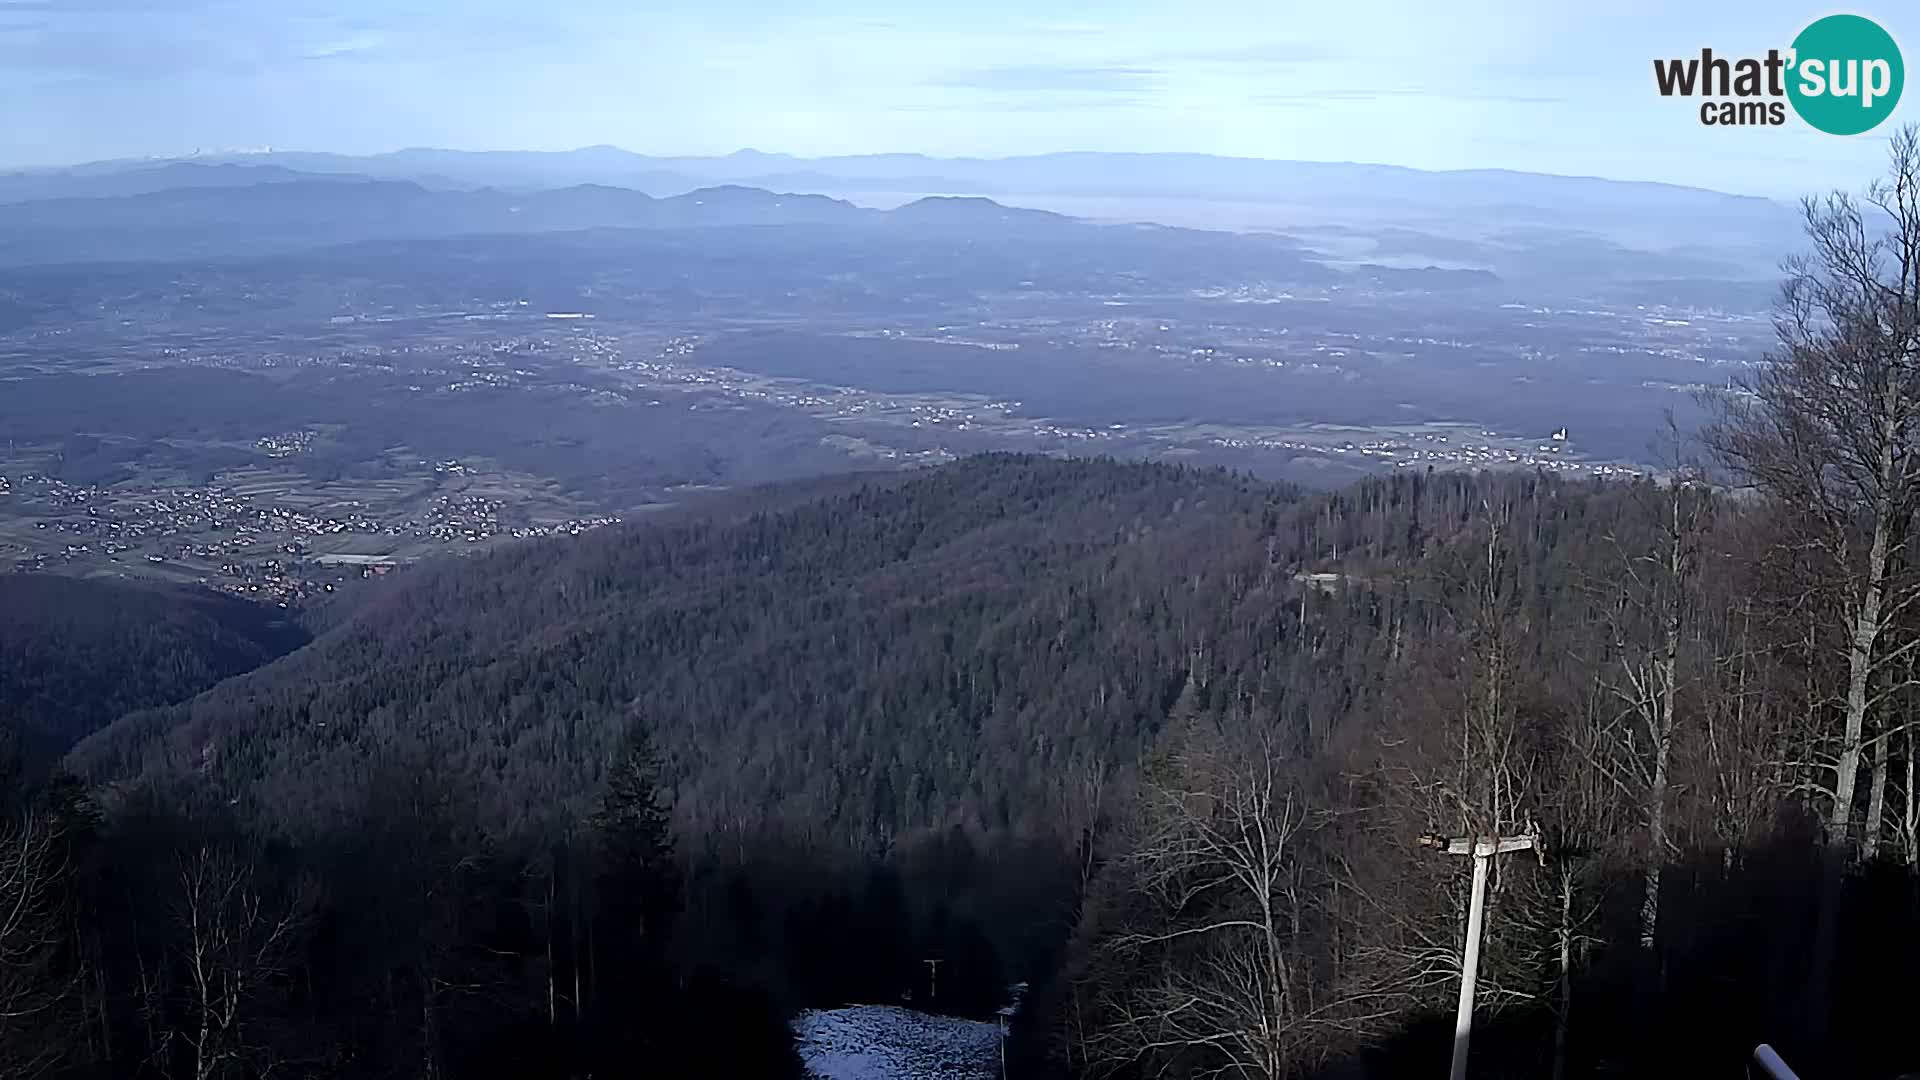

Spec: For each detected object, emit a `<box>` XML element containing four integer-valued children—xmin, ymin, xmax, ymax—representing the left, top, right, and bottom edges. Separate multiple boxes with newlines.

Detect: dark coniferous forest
<box><xmin>0</xmin><ymin>575</ymin><xmax>308</xmax><ymax>761</ymax></box>
<box><xmin>8</xmin><ymin>143</ymin><xmax>1920</xmax><ymax>1080</ymax></box>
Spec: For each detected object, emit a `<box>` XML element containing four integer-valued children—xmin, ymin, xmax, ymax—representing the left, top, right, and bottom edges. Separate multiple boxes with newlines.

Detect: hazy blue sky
<box><xmin>3</xmin><ymin>0</ymin><xmax>1915</xmax><ymax>196</ymax></box>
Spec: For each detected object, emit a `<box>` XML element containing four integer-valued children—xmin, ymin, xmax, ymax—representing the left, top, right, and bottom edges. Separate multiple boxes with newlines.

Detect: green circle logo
<box><xmin>1787</xmin><ymin>14</ymin><xmax>1903</xmax><ymax>135</ymax></box>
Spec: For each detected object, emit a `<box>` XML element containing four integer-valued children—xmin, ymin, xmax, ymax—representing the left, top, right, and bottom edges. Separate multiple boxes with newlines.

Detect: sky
<box><xmin>3</xmin><ymin>0</ymin><xmax>1916</xmax><ymax>197</ymax></box>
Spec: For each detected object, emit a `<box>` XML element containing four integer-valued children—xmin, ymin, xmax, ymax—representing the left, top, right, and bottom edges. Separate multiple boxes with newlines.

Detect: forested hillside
<box><xmin>69</xmin><ymin>454</ymin><xmax>1666</xmax><ymax>848</ymax></box>
<box><xmin>74</xmin><ymin>456</ymin><xmax>1306</xmax><ymax>837</ymax></box>
<box><xmin>0</xmin><ymin>574</ymin><xmax>307</xmax><ymax>763</ymax></box>
<box><xmin>3</xmin><ymin>446</ymin><xmax>1918</xmax><ymax>1079</ymax></box>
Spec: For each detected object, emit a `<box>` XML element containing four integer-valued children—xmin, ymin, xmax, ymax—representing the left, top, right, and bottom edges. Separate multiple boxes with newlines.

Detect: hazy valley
<box><xmin>0</xmin><ymin>151</ymin><xmax>1777</xmax><ymax>600</ymax></box>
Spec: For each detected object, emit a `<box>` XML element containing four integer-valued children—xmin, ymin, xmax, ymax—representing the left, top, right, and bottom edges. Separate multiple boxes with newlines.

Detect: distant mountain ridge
<box><xmin>0</xmin><ymin>179</ymin><xmax>1077</xmax><ymax>263</ymax></box>
<box><xmin>0</xmin><ymin>147</ymin><xmax>1801</xmax><ymax>272</ymax></box>
<box><xmin>12</xmin><ymin>146</ymin><xmax>1779</xmax><ymax>210</ymax></box>
<box><xmin>0</xmin><ymin>149</ymin><xmax>1803</xmax><ymax>297</ymax></box>
<box><xmin>0</xmin><ymin>161</ymin><xmax>371</xmax><ymax>204</ymax></box>
<box><xmin>0</xmin><ymin>178</ymin><xmax>1066</xmax><ymax>228</ymax></box>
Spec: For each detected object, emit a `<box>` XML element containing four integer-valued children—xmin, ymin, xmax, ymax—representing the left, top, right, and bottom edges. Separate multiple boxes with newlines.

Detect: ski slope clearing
<box><xmin>793</xmin><ymin>1005</ymin><xmax>1001</xmax><ymax>1079</ymax></box>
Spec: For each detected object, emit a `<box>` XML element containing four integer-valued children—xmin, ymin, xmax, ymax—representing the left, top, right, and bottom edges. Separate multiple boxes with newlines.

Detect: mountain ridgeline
<box><xmin>1</xmin><ymin>149</ymin><xmax>1792</xmax><ymax>225</ymax></box>
<box><xmin>0</xmin><ymin>180</ymin><xmax>1072</xmax><ymax>264</ymax></box>
<box><xmin>0</xmin><ymin>148</ymin><xmax>1796</xmax><ymax>303</ymax></box>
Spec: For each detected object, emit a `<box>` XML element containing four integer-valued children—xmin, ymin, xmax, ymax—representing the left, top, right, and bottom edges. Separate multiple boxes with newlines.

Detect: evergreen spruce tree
<box><xmin>590</xmin><ymin>720</ymin><xmax>677</xmax><ymax>932</ymax></box>
<box><xmin>585</xmin><ymin>716</ymin><xmax>682</xmax><ymax>1071</ymax></box>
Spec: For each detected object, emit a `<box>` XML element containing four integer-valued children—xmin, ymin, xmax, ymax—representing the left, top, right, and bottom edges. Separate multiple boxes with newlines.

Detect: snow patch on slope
<box><xmin>793</xmin><ymin>1005</ymin><xmax>1001</xmax><ymax>1080</ymax></box>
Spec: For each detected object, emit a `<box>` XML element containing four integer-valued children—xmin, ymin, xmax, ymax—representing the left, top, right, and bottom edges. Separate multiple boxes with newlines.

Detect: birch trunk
<box><xmin>1835</xmin><ymin>487</ymin><xmax>1894</xmax><ymax>849</ymax></box>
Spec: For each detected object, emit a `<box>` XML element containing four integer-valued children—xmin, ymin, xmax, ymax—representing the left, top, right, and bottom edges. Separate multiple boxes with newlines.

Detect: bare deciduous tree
<box><xmin>1452</xmin><ymin>509</ymin><xmax>1532</xmax><ymax>841</ymax></box>
<box><xmin>1712</xmin><ymin>125</ymin><xmax>1920</xmax><ymax>858</ymax></box>
<box><xmin>1590</xmin><ymin>470</ymin><xmax>1710</xmax><ymax>952</ymax></box>
<box><xmin>1078</xmin><ymin>720</ymin><xmax>1395</xmax><ymax>1079</ymax></box>
<box><xmin>163</xmin><ymin>846</ymin><xmax>312</xmax><ymax>1080</ymax></box>
<box><xmin>0</xmin><ymin>811</ymin><xmax>68</xmax><ymax>1080</ymax></box>
<box><xmin>1684</xmin><ymin>591</ymin><xmax>1792</xmax><ymax>863</ymax></box>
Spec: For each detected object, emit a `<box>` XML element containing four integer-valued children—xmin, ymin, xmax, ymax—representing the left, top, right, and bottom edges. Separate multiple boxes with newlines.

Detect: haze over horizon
<box><xmin>5</xmin><ymin>0</ymin><xmax>1916</xmax><ymax>199</ymax></box>
<box><xmin>35</xmin><ymin>143</ymin><xmax>1810</xmax><ymax>203</ymax></box>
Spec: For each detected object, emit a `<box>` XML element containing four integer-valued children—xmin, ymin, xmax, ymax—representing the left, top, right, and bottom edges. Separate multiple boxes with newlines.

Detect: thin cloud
<box><xmin>1252</xmin><ymin>86</ymin><xmax>1568</xmax><ymax>106</ymax></box>
<box><xmin>896</xmin><ymin>95</ymin><xmax>1153</xmax><ymax>114</ymax></box>
<box><xmin>1442</xmin><ymin>90</ymin><xmax>1569</xmax><ymax>105</ymax></box>
<box><xmin>0</xmin><ymin>0</ymin><xmax>261</xmax><ymax>11</ymax></box>
<box><xmin>1027</xmin><ymin>21</ymin><xmax>1107</xmax><ymax>35</ymax></box>
<box><xmin>303</xmin><ymin>29</ymin><xmax>385</xmax><ymax>60</ymax></box>
<box><xmin>1161</xmin><ymin>41</ymin><xmax>1337</xmax><ymax>65</ymax></box>
<box><xmin>929</xmin><ymin>65</ymin><xmax>1162</xmax><ymax>94</ymax></box>
<box><xmin>4</xmin><ymin>7</ymin><xmax>451</xmax><ymax>81</ymax></box>
<box><xmin>5</xmin><ymin>26</ymin><xmax>241</xmax><ymax>79</ymax></box>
